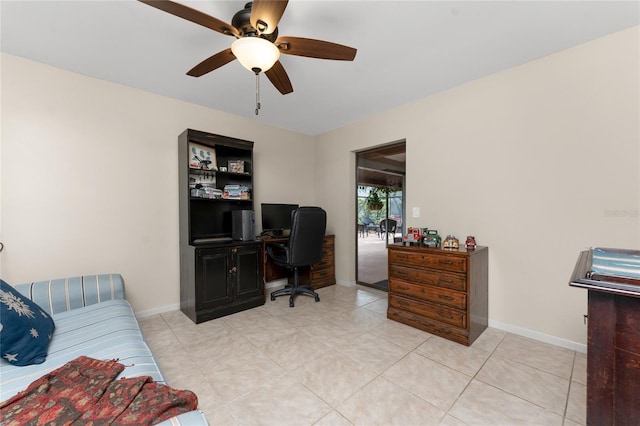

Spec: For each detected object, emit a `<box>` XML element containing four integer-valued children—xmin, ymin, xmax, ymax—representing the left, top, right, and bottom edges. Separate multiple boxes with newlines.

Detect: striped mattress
<box><xmin>0</xmin><ymin>274</ymin><xmax>208</xmax><ymax>426</ymax></box>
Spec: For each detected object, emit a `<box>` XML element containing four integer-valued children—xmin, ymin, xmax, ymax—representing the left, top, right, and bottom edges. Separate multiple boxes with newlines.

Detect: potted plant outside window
<box><xmin>366</xmin><ymin>190</ymin><xmax>384</xmax><ymax>211</ymax></box>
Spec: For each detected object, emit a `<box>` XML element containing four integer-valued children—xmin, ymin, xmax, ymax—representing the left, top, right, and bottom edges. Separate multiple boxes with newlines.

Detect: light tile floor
<box><xmin>357</xmin><ymin>233</ymin><xmax>393</xmax><ymax>285</ymax></box>
<box><xmin>138</xmin><ymin>285</ymin><xmax>587</xmax><ymax>426</ymax></box>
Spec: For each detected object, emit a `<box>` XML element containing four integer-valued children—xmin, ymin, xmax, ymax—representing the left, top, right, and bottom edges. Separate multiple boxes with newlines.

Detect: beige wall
<box><xmin>316</xmin><ymin>26</ymin><xmax>640</xmax><ymax>347</ymax></box>
<box><xmin>0</xmin><ymin>54</ymin><xmax>315</xmax><ymax>314</ymax></box>
<box><xmin>1</xmin><ymin>26</ymin><xmax>638</xmax><ymax>348</ymax></box>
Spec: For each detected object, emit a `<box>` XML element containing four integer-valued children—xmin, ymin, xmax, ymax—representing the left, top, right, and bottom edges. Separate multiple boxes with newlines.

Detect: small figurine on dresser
<box><xmin>423</xmin><ymin>230</ymin><xmax>441</xmax><ymax>248</ymax></box>
<box><xmin>443</xmin><ymin>235</ymin><xmax>460</xmax><ymax>249</ymax></box>
<box><xmin>402</xmin><ymin>227</ymin><xmax>424</xmax><ymax>245</ymax></box>
<box><xmin>465</xmin><ymin>236</ymin><xmax>477</xmax><ymax>250</ymax></box>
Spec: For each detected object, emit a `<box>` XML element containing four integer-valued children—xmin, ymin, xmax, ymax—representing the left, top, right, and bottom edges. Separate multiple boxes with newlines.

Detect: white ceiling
<box><xmin>2</xmin><ymin>1</ymin><xmax>638</xmax><ymax>135</ymax></box>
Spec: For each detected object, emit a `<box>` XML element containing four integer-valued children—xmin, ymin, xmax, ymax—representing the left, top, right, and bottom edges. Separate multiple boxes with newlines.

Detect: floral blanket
<box><xmin>0</xmin><ymin>356</ymin><xmax>198</xmax><ymax>425</ymax></box>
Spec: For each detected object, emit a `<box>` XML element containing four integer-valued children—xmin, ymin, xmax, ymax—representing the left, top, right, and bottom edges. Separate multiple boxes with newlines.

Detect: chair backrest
<box><xmin>287</xmin><ymin>207</ymin><xmax>327</xmax><ymax>267</ymax></box>
<box><xmin>362</xmin><ymin>217</ymin><xmax>374</xmax><ymax>225</ymax></box>
<box><xmin>380</xmin><ymin>219</ymin><xmax>397</xmax><ymax>232</ymax></box>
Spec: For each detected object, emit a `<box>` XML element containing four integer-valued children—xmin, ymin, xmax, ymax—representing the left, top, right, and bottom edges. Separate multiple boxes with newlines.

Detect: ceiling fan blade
<box><xmin>265</xmin><ymin>61</ymin><xmax>293</xmax><ymax>95</ymax></box>
<box><xmin>187</xmin><ymin>49</ymin><xmax>236</xmax><ymax>77</ymax></box>
<box><xmin>138</xmin><ymin>0</ymin><xmax>238</xmax><ymax>37</ymax></box>
<box><xmin>275</xmin><ymin>37</ymin><xmax>357</xmax><ymax>61</ymax></box>
<box><xmin>250</xmin><ymin>0</ymin><xmax>289</xmax><ymax>35</ymax></box>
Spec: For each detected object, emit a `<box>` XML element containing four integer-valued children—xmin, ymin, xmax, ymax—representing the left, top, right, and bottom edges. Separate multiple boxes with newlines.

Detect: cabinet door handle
<box><xmin>229</xmin><ymin>266</ymin><xmax>237</xmax><ymax>274</ymax></box>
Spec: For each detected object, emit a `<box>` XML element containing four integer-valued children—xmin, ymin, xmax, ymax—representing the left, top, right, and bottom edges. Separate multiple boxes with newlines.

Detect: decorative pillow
<box><xmin>0</xmin><ymin>279</ymin><xmax>55</xmax><ymax>366</ymax></box>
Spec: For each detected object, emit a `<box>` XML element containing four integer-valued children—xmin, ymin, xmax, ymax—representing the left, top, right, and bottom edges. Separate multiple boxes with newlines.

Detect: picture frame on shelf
<box><xmin>228</xmin><ymin>160</ymin><xmax>245</xmax><ymax>173</ymax></box>
<box><xmin>189</xmin><ymin>143</ymin><xmax>217</xmax><ymax>170</ymax></box>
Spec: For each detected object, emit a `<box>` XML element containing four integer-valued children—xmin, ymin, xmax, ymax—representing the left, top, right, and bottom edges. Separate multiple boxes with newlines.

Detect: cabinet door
<box><xmin>233</xmin><ymin>244</ymin><xmax>263</xmax><ymax>299</ymax></box>
<box><xmin>196</xmin><ymin>248</ymin><xmax>233</xmax><ymax>310</ymax></box>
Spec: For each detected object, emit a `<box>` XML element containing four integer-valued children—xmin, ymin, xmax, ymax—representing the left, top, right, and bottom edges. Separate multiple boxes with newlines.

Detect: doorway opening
<box><xmin>356</xmin><ymin>141</ymin><xmax>406</xmax><ymax>291</ymax></box>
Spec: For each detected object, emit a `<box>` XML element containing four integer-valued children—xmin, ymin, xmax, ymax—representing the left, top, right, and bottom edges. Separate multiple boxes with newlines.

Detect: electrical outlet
<box><xmin>413</xmin><ymin>207</ymin><xmax>420</xmax><ymax>218</ymax></box>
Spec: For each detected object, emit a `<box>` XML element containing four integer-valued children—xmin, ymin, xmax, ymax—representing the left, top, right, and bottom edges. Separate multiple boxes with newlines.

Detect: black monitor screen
<box><xmin>261</xmin><ymin>203</ymin><xmax>298</xmax><ymax>234</ymax></box>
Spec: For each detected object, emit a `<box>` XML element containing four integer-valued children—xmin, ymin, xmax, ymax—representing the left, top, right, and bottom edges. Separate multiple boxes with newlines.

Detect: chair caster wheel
<box><xmin>270</xmin><ymin>295</ymin><xmax>275</xmax><ymax>301</ymax></box>
<box><xmin>289</xmin><ymin>300</ymin><xmax>294</xmax><ymax>308</ymax></box>
<box><xmin>314</xmin><ymin>296</ymin><xmax>320</xmax><ymax>302</ymax></box>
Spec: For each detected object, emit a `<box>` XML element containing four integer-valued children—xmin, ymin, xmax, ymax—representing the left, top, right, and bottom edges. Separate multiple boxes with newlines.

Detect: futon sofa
<box><xmin>0</xmin><ymin>274</ymin><xmax>208</xmax><ymax>425</ymax></box>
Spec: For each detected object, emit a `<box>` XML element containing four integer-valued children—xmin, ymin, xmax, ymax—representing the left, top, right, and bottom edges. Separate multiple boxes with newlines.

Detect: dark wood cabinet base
<box><xmin>183</xmin><ymin>294</ymin><xmax>265</xmax><ymax>324</ymax></box>
<box><xmin>180</xmin><ymin>242</ymin><xmax>265</xmax><ymax>324</ymax></box>
<box><xmin>585</xmin><ymin>291</ymin><xmax>640</xmax><ymax>425</ymax></box>
<box><xmin>569</xmin><ymin>250</ymin><xmax>640</xmax><ymax>425</ymax></box>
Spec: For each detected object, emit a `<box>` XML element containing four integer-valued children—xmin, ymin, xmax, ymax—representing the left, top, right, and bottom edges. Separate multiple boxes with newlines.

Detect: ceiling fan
<box><xmin>138</xmin><ymin>0</ymin><xmax>357</xmax><ymax>98</ymax></box>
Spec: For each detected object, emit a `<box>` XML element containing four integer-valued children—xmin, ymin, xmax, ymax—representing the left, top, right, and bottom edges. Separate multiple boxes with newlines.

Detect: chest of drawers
<box><xmin>387</xmin><ymin>244</ymin><xmax>488</xmax><ymax>346</ymax></box>
<box><xmin>295</xmin><ymin>234</ymin><xmax>336</xmax><ymax>289</ymax></box>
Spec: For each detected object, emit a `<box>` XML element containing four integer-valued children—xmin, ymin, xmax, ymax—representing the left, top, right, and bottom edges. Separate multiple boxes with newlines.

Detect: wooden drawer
<box><xmin>389</xmin><ymin>294</ymin><xmax>467</xmax><ymax>328</ymax></box>
<box><xmin>311</xmin><ymin>267</ymin><xmax>334</xmax><ymax>282</ymax></box>
<box><xmin>389</xmin><ymin>250</ymin><xmax>466</xmax><ymax>273</ymax></box>
<box><xmin>288</xmin><ymin>234</ymin><xmax>335</xmax><ymax>289</ymax></box>
<box><xmin>389</xmin><ymin>279</ymin><xmax>466</xmax><ymax>310</ymax></box>
<box><xmin>322</xmin><ymin>238</ymin><xmax>334</xmax><ymax>252</ymax></box>
<box><xmin>323</xmin><ymin>238</ymin><xmax>334</xmax><ymax>249</ymax></box>
<box><xmin>312</xmin><ymin>278</ymin><xmax>335</xmax><ymax>289</ymax></box>
<box><xmin>314</xmin><ymin>255</ymin><xmax>334</xmax><ymax>270</ymax></box>
<box><xmin>389</xmin><ymin>265</ymin><xmax>466</xmax><ymax>292</ymax></box>
<box><xmin>387</xmin><ymin>307</ymin><xmax>469</xmax><ymax>346</ymax></box>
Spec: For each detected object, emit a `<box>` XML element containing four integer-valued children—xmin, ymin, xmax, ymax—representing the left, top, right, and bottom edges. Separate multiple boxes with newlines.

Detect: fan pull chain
<box><xmin>254</xmin><ymin>69</ymin><xmax>261</xmax><ymax>115</ymax></box>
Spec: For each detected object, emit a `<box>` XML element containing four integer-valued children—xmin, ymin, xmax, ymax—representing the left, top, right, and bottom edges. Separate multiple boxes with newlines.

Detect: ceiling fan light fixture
<box><xmin>231</xmin><ymin>36</ymin><xmax>280</xmax><ymax>73</ymax></box>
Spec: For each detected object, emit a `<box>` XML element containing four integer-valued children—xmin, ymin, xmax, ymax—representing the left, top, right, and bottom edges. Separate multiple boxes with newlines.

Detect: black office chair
<box><xmin>379</xmin><ymin>218</ymin><xmax>397</xmax><ymax>239</ymax></box>
<box><xmin>267</xmin><ymin>207</ymin><xmax>327</xmax><ymax>307</ymax></box>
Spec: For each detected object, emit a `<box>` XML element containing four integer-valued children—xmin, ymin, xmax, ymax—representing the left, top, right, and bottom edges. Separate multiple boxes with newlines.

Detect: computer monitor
<box><xmin>261</xmin><ymin>203</ymin><xmax>299</xmax><ymax>236</ymax></box>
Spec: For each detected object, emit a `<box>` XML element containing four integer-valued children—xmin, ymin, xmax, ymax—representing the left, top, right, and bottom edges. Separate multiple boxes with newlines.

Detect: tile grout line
<box><xmin>436</xmin><ymin>330</ymin><xmax>508</xmax><ymax>422</ymax></box>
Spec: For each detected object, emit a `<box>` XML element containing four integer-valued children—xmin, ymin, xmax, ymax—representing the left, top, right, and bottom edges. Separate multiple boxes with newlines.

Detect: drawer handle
<box><xmin>439</xmin><ymin>312</ymin><xmax>454</xmax><ymax>320</ymax></box>
<box><xmin>397</xmin><ymin>254</ymin><xmax>409</xmax><ymax>259</ymax></box>
<box><xmin>396</xmin><ymin>270</ymin><xmax>408</xmax><ymax>276</ymax></box>
<box><xmin>438</xmin><ymin>278</ymin><xmax>454</xmax><ymax>284</ymax></box>
<box><xmin>439</xmin><ymin>260</ymin><xmax>454</xmax><ymax>265</ymax></box>
<box><xmin>438</xmin><ymin>295</ymin><xmax>454</xmax><ymax>301</ymax></box>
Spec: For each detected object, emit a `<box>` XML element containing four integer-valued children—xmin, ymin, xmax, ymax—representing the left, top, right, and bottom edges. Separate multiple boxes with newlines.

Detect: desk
<box><xmin>263</xmin><ymin>234</ymin><xmax>335</xmax><ymax>289</ymax></box>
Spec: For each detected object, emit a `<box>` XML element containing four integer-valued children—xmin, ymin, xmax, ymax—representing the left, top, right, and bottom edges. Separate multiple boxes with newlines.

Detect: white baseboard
<box><xmin>489</xmin><ymin>319</ymin><xmax>587</xmax><ymax>353</ymax></box>
<box><xmin>135</xmin><ymin>303</ymin><xmax>180</xmax><ymax>319</ymax></box>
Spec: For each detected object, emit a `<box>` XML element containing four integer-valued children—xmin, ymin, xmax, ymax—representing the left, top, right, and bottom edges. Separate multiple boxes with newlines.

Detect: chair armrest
<box><xmin>266</xmin><ymin>243</ymin><xmax>288</xmax><ymax>266</ymax></box>
<box><xmin>14</xmin><ymin>274</ymin><xmax>125</xmax><ymax>315</ymax></box>
<box><xmin>266</xmin><ymin>241</ymin><xmax>288</xmax><ymax>249</ymax></box>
